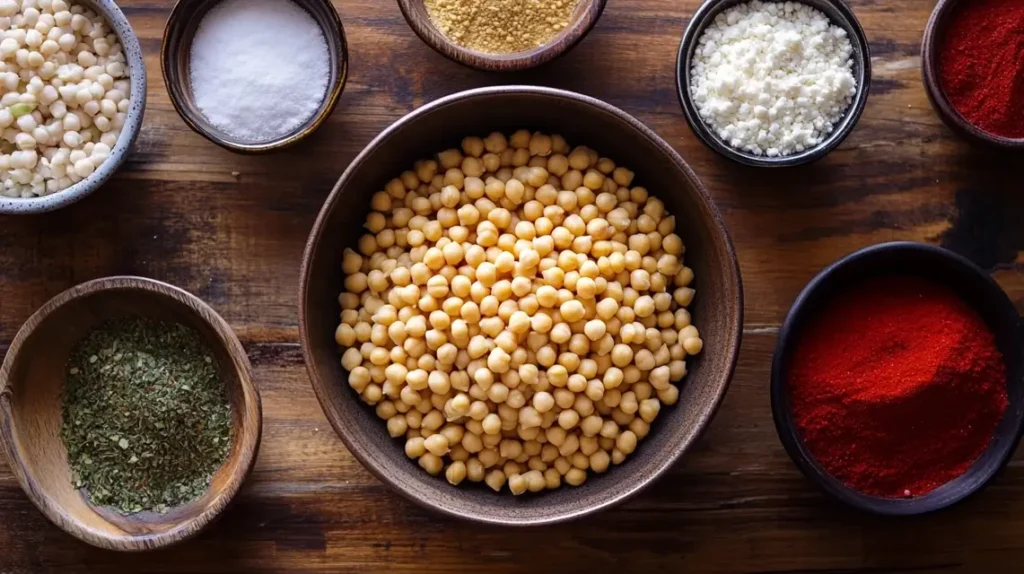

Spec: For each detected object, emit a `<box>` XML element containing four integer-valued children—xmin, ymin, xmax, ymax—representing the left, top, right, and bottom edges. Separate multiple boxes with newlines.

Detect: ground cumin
<box><xmin>424</xmin><ymin>0</ymin><xmax>581</xmax><ymax>54</ymax></box>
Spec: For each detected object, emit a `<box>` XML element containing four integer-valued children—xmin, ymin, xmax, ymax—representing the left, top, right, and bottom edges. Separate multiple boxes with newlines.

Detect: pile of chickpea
<box><xmin>336</xmin><ymin>130</ymin><xmax>704</xmax><ymax>495</ymax></box>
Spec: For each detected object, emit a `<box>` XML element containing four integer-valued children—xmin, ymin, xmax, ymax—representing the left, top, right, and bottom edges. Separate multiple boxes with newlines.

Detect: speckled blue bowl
<box><xmin>0</xmin><ymin>0</ymin><xmax>146</xmax><ymax>215</ymax></box>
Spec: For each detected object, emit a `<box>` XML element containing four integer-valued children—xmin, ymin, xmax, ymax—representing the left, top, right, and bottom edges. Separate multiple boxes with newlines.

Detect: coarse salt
<box><xmin>189</xmin><ymin>0</ymin><xmax>330</xmax><ymax>143</ymax></box>
<box><xmin>690</xmin><ymin>0</ymin><xmax>857</xmax><ymax>157</ymax></box>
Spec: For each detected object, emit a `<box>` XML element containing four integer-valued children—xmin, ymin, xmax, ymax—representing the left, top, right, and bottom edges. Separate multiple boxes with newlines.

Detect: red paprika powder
<box><xmin>788</xmin><ymin>275</ymin><xmax>1007</xmax><ymax>498</ymax></box>
<box><xmin>938</xmin><ymin>0</ymin><xmax>1024</xmax><ymax>138</ymax></box>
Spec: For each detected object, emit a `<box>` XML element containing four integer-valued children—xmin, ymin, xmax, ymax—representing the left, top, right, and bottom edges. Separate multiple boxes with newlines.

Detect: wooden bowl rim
<box><xmin>299</xmin><ymin>85</ymin><xmax>744</xmax><ymax>524</ymax></box>
<box><xmin>0</xmin><ymin>276</ymin><xmax>262</xmax><ymax>551</ymax></box>
<box><xmin>395</xmin><ymin>0</ymin><xmax>608</xmax><ymax>72</ymax></box>
<box><xmin>159</xmin><ymin>0</ymin><xmax>350</xmax><ymax>154</ymax></box>
<box><xmin>770</xmin><ymin>242</ymin><xmax>1024</xmax><ymax>515</ymax></box>
<box><xmin>675</xmin><ymin>0</ymin><xmax>873</xmax><ymax>167</ymax></box>
<box><xmin>920</xmin><ymin>0</ymin><xmax>1024</xmax><ymax>150</ymax></box>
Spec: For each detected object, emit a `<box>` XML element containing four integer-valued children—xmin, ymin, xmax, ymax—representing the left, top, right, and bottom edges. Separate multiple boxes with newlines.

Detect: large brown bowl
<box><xmin>0</xmin><ymin>277</ymin><xmax>262</xmax><ymax>551</ymax></box>
<box><xmin>299</xmin><ymin>86</ymin><xmax>743</xmax><ymax>525</ymax></box>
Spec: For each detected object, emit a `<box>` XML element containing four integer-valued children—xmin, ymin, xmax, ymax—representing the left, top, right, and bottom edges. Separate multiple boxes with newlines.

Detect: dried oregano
<box><xmin>61</xmin><ymin>317</ymin><xmax>232</xmax><ymax>515</ymax></box>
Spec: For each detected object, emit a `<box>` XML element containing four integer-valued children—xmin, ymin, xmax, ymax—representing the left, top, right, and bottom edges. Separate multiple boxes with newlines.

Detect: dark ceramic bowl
<box><xmin>161</xmin><ymin>0</ymin><xmax>348</xmax><ymax>154</ymax></box>
<box><xmin>676</xmin><ymin>0</ymin><xmax>871</xmax><ymax>167</ymax></box>
<box><xmin>921</xmin><ymin>0</ymin><xmax>1024</xmax><ymax>150</ymax></box>
<box><xmin>300</xmin><ymin>86</ymin><xmax>743</xmax><ymax>525</ymax></box>
<box><xmin>771</xmin><ymin>242</ymin><xmax>1024</xmax><ymax>515</ymax></box>
<box><xmin>396</xmin><ymin>0</ymin><xmax>607</xmax><ymax>72</ymax></box>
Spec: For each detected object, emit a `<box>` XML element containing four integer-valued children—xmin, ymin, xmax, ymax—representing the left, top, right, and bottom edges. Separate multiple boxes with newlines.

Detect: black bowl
<box><xmin>771</xmin><ymin>242</ymin><xmax>1024</xmax><ymax>515</ymax></box>
<box><xmin>675</xmin><ymin>0</ymin><xmax>872</xmax><ymax>167</ymax></box>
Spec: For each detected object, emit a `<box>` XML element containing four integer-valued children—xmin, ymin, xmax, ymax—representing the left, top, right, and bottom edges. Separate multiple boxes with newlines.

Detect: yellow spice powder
<box><xmin>424</xmin><ymin>0</ymin><xmax>581</xmax><ymax>54</ymax></box>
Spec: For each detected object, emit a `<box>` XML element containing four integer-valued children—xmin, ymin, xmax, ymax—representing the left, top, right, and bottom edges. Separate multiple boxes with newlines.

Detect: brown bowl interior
<box><xmin>161</xmin><ymin>0</ymin><xmax>349</xmax><ymax>154</ymax></box>
<box><xmin>397</xmin><ymin>0</ymin><xmax>607</xmax><ymax>72</ymax></box>
<box><xmin>300</xmin><ymin>87</ymin><xmax>743</xmax><ymax>525</ymax></box>
<box><xmin>921</xmin><ymin>0</ymin><xmax>1024</xmax><ymax>150</ymax></box>
<box><xmin>0</xmin><ymin>278</ymin><xmax>262</xmax><ymax>551</ymax></box>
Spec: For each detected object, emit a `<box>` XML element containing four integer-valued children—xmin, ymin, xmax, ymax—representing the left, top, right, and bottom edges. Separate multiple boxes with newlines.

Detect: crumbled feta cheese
<box><xmin>690</xmin><ymin>0</ymin><xmax>858</xmax><ymax>157</ymax></box>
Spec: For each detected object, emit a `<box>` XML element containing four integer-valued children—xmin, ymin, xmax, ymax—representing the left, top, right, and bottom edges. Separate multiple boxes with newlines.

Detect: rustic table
<box><xmin>1</xmin><ymin>0</ymin><xmax>1021</xmax><ymax>572</ymax></box>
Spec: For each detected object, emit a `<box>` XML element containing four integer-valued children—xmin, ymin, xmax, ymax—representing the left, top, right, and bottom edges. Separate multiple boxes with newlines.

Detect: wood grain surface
<box><xmin>0</xmin><ymin>0</ymin><xmax>1021</xmax><ymax>572</ymax></box>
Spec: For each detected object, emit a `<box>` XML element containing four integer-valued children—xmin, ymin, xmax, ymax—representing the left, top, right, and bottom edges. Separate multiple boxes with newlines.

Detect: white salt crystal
<box><xmin>189</xmin><ymin>0</ymin><xmax>331</xmax><ymax>143</ymax></box>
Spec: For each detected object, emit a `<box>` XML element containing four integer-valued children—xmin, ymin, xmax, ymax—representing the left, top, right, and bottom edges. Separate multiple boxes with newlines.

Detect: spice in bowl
<box><xmin>690</xmin><ymin>0</ymin><xmax>858</xmax><ymax>157</ymax></box>
<box><xmin>788</xmin><ymin>276</ymin><xmax>1007</xmax><ymax>498</ymax></box>
<box><xmin>189</xmin><ymin>0</ymin><xmax>330</xmax><ymax>143</ymax></box>
<box><xmin>937</xmin><ymin>0</ymin><xmax>1024</xmax><ymax>139</ymax></box>
<box><xmin>61</xmin><ymin>317</ymin><xmax>232</xmax><ymax>515</ymax></box>
<box><xmin>336</xmin><ymin>130</ymin><xmax>703</xmax><ymax>494</ymax></box>
<box><xmin>0</xmin><ymin>0</ymin><xmax>131</xmax><ymax>198</ymax></box>
<box><xmin>424</xmin><ymin>0</ymin><xmax>581</xmax><ymax>54</ymax></box>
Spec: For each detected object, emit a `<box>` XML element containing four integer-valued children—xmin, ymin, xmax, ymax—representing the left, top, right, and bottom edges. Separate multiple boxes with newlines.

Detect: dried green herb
<box><xmin>61</xmin><ymin>317</ymin><xmax>232</xmax><ymax>515</ymax></box>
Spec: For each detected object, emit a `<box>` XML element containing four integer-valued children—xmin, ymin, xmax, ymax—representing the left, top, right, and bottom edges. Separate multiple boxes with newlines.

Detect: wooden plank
<box><xmin>0</xmin><ymin>0</ymin><xmax>1021</xmax><ymax>570</ymax></box>
<box><xmin>3</xmin><ymin>334</ymin><xmax>1024</xmax><ymax>572</ymax></box>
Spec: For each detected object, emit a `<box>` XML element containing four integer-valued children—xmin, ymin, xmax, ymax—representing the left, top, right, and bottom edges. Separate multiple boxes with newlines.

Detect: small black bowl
<box><xmin>675</xmin><ymin>0</ymin><xmax>872</xmax><ymax>167</ymax></box>
<box><xmin>920</xmin><ymin>0</ymin><xmax>1024</xmax><ymax>151</ymax></box>
<box><xmin>771</xmin><ymin>242</ymin><xmax>1024</xmax><ymax>515</ymax></box>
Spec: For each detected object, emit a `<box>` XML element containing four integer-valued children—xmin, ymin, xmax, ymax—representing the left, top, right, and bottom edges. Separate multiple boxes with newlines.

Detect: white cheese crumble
<box><xmin>690</xmin><ymin>0</ymin><xmax>857</xmax><ymax>157</ymax></box>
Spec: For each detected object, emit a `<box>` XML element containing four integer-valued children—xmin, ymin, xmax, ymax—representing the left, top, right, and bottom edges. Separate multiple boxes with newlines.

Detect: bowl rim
<box><xmin>920</xmin><ymin>0</ymin><xmax>1024</xmax><ymax>150</ymax></box>
<box><xmin>770</xmin><ymin>241</ymin><xmax>1024</xmax><ymax>515</ymax></box>
<box><xmin>674</xmin><ymin>0</ymin><xmax>872</xmax><ymax>167</ymax></box>
<box><xmin>299</xmin><ymin>84</ymin><xmax>744</xmax><ymax>525</ymax></box>
<box><xmin>0</xmin><ymin>276</ymin><xmax>262</xmax><ymax>551</ymax></box>
<box><xmin>160</xmin><ymin>0</ymin><xmax>349</xmax><ymax>154</ymax></box>
<box><xmin>395</xmin><ymin>0</ymin><xmax>608</xmax><ymax>72</ymax></box>
<box><xmin>0</xmin><ymin>0</ymin><xmax>147</xmax><ymax>215</ymax></box>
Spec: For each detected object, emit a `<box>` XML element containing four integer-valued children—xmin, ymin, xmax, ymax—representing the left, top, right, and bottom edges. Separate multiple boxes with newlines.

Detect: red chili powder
<box><xmin>938</xmin><ymin>0</ymin><xmax>1024</xmax><ymax>138</ymax></box>
<box><xmin>788</xmin><ymin>275</ymin><xmax>1008</xmax><ymax>498</ymax></box>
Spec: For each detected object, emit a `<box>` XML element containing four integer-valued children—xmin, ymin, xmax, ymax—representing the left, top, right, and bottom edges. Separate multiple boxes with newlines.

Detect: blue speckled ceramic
<box><xmin>0</xmin><ymin>0</ymin><xmax>147</xmax><ymax>214</ymax></box>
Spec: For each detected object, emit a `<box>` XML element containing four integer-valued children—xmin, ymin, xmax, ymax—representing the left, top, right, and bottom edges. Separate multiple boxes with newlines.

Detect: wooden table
<box><xmin>1</xmin><ymin>0</ymin><xmax>1021</xmax><ymax>572</ymax></box>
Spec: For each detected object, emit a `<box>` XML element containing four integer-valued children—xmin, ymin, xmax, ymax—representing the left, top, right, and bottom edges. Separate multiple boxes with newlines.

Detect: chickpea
<box><xmin>338</xmin><ymin>131</ymin><xmax>703</xmax><ymax>494</ymax></box>
<box><xmin>558</xmin><ymin>409</ymin><xmax>580</xmax><ymax>430</ymax></box>
<box><xmin>419</xmin><ymin>453</ymin><xmax>444</xmax><ymax>475</ymax></box>
<box><xmin>675</xmin><ymin>266</ymin><xmax>695</xmax><ymax>287</ymax></box>
<box><xmin>582</xmin><ymin>319</ymin><xmax>607</xmax><ymax>341</ymax></box>
<box><xmin>565</xmin><ymin>467</ymin><xmax>587</xmax><ymax>486</ymax></box>
<box><xmin>560</xmin><ymin>299</ymin><xmax>585</xmax><ymax>322</ymax></box>
<box><xmin>446</xmin><ymin>461</ymin><xmax>468</xmax><ymax>485</ymax></box>
<box><xmin>424</xmin><ymin>433</ymin><xmax>450</xmax><ymax>457</ymax></box>
<box><xmin>684</xmin><ymin>336</ymin><xmax>704</xmax><ymax>355</ymax></box>
<box><xmin>484</xmin><ymin>470</ymin><xmax>506</xmax><ymax>492</ymax></box>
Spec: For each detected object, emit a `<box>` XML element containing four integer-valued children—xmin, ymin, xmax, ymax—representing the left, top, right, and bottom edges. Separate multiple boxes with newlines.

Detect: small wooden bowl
<box><xmin>921</xmin><ymin>0</ymin><xmax>1024</xmax><ymax>150</ymax></box>
<box><xmin>676</xmin><ymin>0</ymin><xmax>871</xmax><ymax>167</ymax></box>
<box><xmin>771</xmin><ymin>242</ymin><xmax>1024</xmax><ymax>515</ymax></box>
<box><xmin>300</xmin><ymin>86</ymin><xmax>743</xmax><ymax>525</ymax></box>
<box><xmin>0</xmin><ymin>277</ymin><xmax>262</xmax><ymax>551</ymax></box>
<box><xmin>161</xmin><ymin>0</ymin><xmax>349</xmax><ymax>154</ymax></box>
<box><xmin>396</xmin><ymin>0</ymin><xmax>607</xmax><ymax>72</ymax></box>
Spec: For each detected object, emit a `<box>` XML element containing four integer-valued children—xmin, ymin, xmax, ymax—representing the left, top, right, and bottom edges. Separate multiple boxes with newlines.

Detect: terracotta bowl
<box><xmin>772</xmin><ymin>242</ymin><xmax>1024</xmax><ymax>515</ymax></box>
<box><xmin>300</xmin><ymin>86</ymin><xmax>743</xmax><ymax>525</ymax></box>
<box><xmin>396</xmin><ymin>0</ymin><xmax>607</xmax><ymax>72</ymax></box>
<box><xmin>0</xmin><ymin>0</ymin><xmax>146</xmax><ymax>214</ymax></box>
<box><xmin>161</xmin><ymin>0</ymin><xmax>349</xmax><ymax>154</ymax></box>
<box><xmin>921</xmin><ymin>0</ymin><xmax>1024</xmax><ymax>150</ymax></box>
<box><xmin>0</xmin><ymin>277</ymin><xmax>262</xmax><ymax>551</ymax></box>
